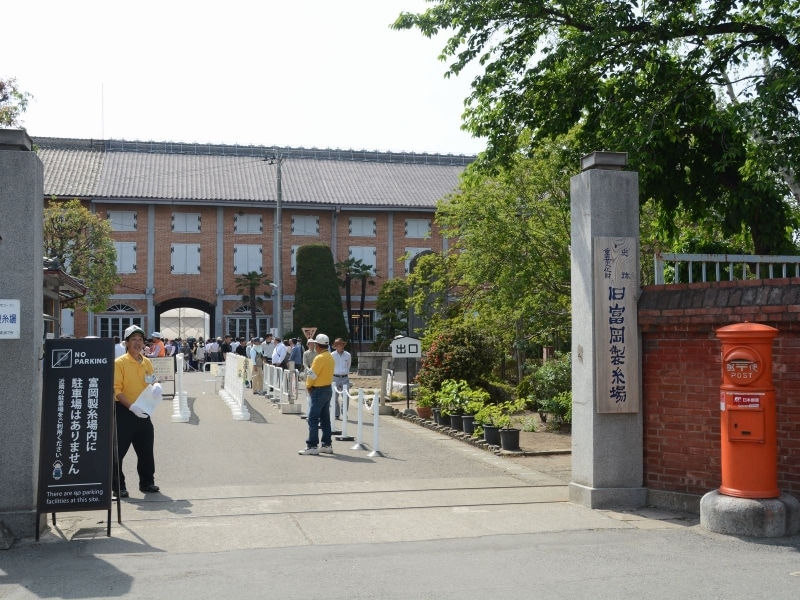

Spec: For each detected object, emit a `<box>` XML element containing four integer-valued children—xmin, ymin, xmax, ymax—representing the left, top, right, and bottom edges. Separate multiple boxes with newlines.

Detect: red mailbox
<box><xmin>715</xmin><ymin>323</ymin><xmax>779</xmax><ymax>499</ymax></box>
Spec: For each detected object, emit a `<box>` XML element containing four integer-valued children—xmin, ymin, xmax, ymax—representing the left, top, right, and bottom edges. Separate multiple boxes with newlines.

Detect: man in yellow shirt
<box><xmin>114</xmin><ymin>325</ymin><xmax>161</xmax><ymax>498</ymax></box>
<box><xmin>300</xmin><ymin>334</ymin><xmax>335</xmax><ymax>455</ymax></box>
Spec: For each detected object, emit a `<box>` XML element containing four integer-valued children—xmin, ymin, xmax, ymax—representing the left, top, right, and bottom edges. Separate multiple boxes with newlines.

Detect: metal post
<box><xmin>274</xmin><ymin>153</ymin><xmax>284</xmax><ymax>337</ymax></box>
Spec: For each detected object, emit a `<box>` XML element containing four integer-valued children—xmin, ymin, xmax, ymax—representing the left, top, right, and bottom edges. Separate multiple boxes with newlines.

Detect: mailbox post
<box><xmin>716</xmin><ymin>323</ymin><xmax>779</xmax><ymax>499</ymax></box>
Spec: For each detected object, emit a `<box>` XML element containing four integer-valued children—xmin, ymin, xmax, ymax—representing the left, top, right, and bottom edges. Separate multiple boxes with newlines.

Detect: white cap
<box><xmin>313</xmin><ymin>333</ymin><xmax>330</xmax><ymax>345</ymax></box>
<box><xmin>124</xmin><ymin>325</ymin><xmax>146</xmax><ymax>340</ymax></box>
<box><xmin>151</xmin><ymin>331</ymin><xmax>162</xmax><ymax>339</ymax></box>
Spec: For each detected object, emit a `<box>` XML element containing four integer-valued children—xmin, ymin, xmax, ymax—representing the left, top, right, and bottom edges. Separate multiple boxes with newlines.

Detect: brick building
<box><xmin>36</xmin><ymin>138</ymin><xmax>473</xmax><ymax>342</ymax></box>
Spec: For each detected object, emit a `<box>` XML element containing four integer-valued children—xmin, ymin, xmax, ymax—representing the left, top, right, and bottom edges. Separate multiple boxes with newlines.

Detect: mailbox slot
<box><xmin>727</xmin><ymin>408</ymin><xmax>764</xmax><ymax>442</ymax></box>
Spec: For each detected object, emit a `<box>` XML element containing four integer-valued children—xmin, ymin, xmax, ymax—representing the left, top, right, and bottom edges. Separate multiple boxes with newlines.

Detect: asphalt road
<box><xmin>2</xmin><ymin>372</ymin><xmax>799</xmax><ymax>599</ymax></box>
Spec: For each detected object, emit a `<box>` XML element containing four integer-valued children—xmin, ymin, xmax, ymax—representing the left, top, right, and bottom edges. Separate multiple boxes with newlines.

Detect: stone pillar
<box><xmin>0</xmin><ymin>130</ymin><xmax>45</xmax><ymax>540</ymax></box>
<box><xmin>568</xmin><ymin>152</ymin><xmax>646</xmax><ymax>509</ymax></box>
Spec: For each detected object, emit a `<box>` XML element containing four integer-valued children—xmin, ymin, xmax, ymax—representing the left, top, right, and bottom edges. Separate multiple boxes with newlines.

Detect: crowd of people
<box><xmin>111</xmin><ymin>328</ymin><xmax>351</xmax><ymax>498</ymax></box>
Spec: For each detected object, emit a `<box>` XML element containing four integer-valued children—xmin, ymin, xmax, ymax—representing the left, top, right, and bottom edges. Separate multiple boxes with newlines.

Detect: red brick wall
<box><xmin>640</xmin><ymin>279</ymin><xmax>800</xmax><ymax>498</ymax></box>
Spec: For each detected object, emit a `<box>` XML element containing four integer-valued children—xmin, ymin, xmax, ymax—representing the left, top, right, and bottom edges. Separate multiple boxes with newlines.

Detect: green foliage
<box><xmin>293</xmin><ymin>245</ymin><xmax>349</xmax><ymax>343</ymax></box>
<box><xmin>415</xmin><ymin>387</ymin><xmax>435</xmax><ymax>408</ymax></box>
<box><xmin>44</xmin><ymin>199</ymin><xmax>119</xmax><ymax>313</ymax></box>
<box><xmin>0</xmin><ymin>77</ymin><xmax>31</xmax><ymax>128</ymax></box>
<box><xmin>434</xmin><ymin>379</ymin><xmax>490</xmax><ymax>416</ymax></box>
<box><xmin>372</xmin><ymin>278</ymin><xmax>408</xmax><ymax>351</ymax></box>
<box><xmin>394</xmin><ymin>1</ymin><xmax>800</xmax><ymax>254</ymax></box>
<box><xmin>521</xmin><ymin>352</ymin><xmax>572</xmax><ymax>421</ymax></box>
<box><xmin>538</xmin><ymin>391</ymin><xmax>572</xmax><ymax>425</ymax></box>
<box><xmin>475</xmin><ymin>398</ymin><xmax>526</xmax><ymax>429</ymax></box>
<box><xmin>531</xmin><ymin>352</ymin><xmax>572</xmax><ymax>406</ymax></box>
<box><xmin>416</xmin><ymin>321</ymin><xmax>497</xmax><ymax>391</ymax></box>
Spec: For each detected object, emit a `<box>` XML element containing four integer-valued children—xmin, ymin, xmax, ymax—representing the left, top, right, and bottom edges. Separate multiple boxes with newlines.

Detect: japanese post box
<box><xmin>715</xmin><ymin>323</ymin><xmax>779</xmax><ymax>499</ymax></box>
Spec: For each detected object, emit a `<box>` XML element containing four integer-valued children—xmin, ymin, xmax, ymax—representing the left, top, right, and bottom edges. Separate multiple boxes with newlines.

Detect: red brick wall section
<box><xmin>639</xmin><ymin>279</ymin><xmax>800</xmax><ymax>498</ymax></box>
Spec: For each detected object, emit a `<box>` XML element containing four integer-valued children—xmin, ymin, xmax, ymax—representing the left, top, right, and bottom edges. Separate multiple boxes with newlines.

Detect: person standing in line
<box><xmin>299</xmin><ymin>334</ymin><xmax>335</xmax><ymax>455</ymax></box>
<box><xmin>220</xmin><ymin>335</ymin><xmax>233</xmax><ymax>361</ymax></box>
<box><xmin>113</xmin><ymin>325</ymin><xmax>161</xmax><ymax>498</ymax></box>
<box><xmin>331</xmin><ymin>337</ymin><xmax>352</xmax><ymax>419</ymax></box>
<box><xmin>194</xmin><ymin>339</ymin><xmax>206</xmax><ymax>371</ymax></box>
<box><xmin>146</xmin><ymin>332</ymin><xmax>166</xmax><ymax>358</ymax></box>
<box><xmin>209</xmin><ymin>337</ymin><xmax>221</xmax><ymax>362</ymax></box>
<box><xmin>114</xmin><ymin>335</ymin><xmax>126</xmax><ymax>359</ymax></box>
<box><xmin>272</xmin><ymin>337</ymin><xmax>288</xmax><ymax>369</ymax></box>
<box><xmin>262</xmin><ymin>334</ymin><xmax>275</xmax><ymax>367</ymax></box>
<box><xmin>235</xmin><ymin>337</ymin><xmax>248</xmax><ymax>357</ymax></box>
<box><xmin>302</xmin><ymin>338</ymin><xmax>316</xmax><ymax>372</ymax></box>
<box><xmin>289</xmin><ymin>338</ymin><xmax>302</xmax><ymax>369</ymax></box>
<box><xmin>249</xmin><ymin>337</ymin><xmax>265</xmax><ymax>394</ymax></box>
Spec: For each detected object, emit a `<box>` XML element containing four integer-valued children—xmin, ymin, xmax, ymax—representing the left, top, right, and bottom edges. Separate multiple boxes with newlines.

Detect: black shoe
<box><xmin>139</xmin><ymin>484</ymin><xmax>160</xmax><ymax>493</ymax></box>
<box><xmin>113</xmin><ymin>489</ymin><xmax>129</xmax><ymax>500</ymax></box>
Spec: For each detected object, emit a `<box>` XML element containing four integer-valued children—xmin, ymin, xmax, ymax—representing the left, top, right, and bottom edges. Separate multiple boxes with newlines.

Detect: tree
<box><xmin>234</xmin><ymin>271</ymin><xmax>273</xmax><ymax>339</ymax></box>
<box><xmin>335</xmin><ymin>258</ymin><xmax>358</xmax><ymax>344</ymax></box>
<box><xmin>394</xmin><ymin>1</ymin><xmax>800</xmax><ymax>254</ymax></box>
<box><xmin>43</xmin><ymin>198</ymin><xmax>119</xmax><ymax>313</ymax></box>
<box><xmin>372</xmin><ymin>278</ymin><xmax>409</xmax><ymax>351</ymax></box>
<box><xmin>335</xmin><ymin>257</ymin><xmax>377</xmax><ymax>357</ymax></box>
<box><xmin>294</xmin><ymin>245</ymin><xmax>349</xmax><ymax>344</ymax></box>
<box><xmin>0</xmin><ymin>77</ymin><xmax>31</xmax><ymax>128</ymax></box>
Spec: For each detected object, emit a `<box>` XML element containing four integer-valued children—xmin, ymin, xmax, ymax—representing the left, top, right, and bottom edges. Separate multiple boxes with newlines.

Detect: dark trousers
<box><xmin>113</xmin><ymin>402</ymin><xmax>156</xmax><ymax>491</ymax></box>
<box><xmin>306</xmin><ymin>386</ymin><xmax>333</xmax><ymax>448</ymax></box>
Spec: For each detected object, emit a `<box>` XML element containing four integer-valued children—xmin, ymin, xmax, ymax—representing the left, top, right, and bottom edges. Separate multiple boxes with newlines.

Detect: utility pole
<box><xmin>266</xmin><ymin>151</ymin><xmax>284</xmax><ymax>337</ymax></box>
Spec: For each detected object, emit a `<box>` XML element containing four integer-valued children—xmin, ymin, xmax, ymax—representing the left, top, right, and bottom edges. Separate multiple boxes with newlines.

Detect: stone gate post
<box><xmin>569</xmin><ymin>152</ymin><xmax>646</xmax><ymax>508</ymax></box>
<box><xmin>0</xmin><ymin>130</ymin><xmax>45</xmax><ymax>542</ymax></box>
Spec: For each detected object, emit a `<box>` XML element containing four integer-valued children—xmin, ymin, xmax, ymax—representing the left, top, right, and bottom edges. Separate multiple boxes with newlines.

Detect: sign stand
<box><xmin>390</xmin><ymin>336</ymin><xmax>422</xmax><ymax>409</ymax></box>
<box><xmin>36</xmin><ymin>339</ymin><xmax>118</xmax><ymax>540</ymax></box>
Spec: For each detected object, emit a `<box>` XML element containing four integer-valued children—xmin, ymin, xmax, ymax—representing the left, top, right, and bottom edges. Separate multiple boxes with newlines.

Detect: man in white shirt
<box><xmin>332</xmin><ymin>338</ymin><xmax>351</xmax><ymax>419</ymax></box>
<box><xmin>271</xmin><ymin>338</ymin><xmax>288</xmax><ymax>368</ymax></box>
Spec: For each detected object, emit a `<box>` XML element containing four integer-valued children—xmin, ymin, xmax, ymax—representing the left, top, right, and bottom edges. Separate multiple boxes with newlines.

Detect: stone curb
<box><xmin>391</xmin><ymin>409</ymin><xmax>572</xmax><ymax>458</ymax></box>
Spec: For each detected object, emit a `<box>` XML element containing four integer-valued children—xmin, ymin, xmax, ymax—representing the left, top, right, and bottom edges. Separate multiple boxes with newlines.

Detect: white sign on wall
<box><xmin>0</xmin><ymin>299</ymin><xmax>21</xmax><ymax>339</ymax></box>
<box><xmin>593</xmin><ymin>237</ymin><xmax>640</xmax><ymax>413</ymax></box>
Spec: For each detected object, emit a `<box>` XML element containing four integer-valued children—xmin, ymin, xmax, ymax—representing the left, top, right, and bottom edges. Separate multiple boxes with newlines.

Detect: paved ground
<box><xmin>2</xmin><ymin>372</ymin><xmax>799</xmax><ymax>599</ymax></box>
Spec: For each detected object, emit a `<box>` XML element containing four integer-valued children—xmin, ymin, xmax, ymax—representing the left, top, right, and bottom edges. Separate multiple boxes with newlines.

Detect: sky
<box><xmin>5</xmin><ymin>0</ymin><xmax>485</xmax><ymax>156</ymax></box>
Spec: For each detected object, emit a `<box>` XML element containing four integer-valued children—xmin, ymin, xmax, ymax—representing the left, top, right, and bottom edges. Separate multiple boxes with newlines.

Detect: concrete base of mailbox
<box><xmin>700</xmin><ymin>490</ymin><xmax>800</xmax><ymax>538</ymax></box>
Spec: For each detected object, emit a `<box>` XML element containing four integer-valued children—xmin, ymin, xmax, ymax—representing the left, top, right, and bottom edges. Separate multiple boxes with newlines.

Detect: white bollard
<box><xmin>172</xmin><ymin>355</ymin><xmax>190</xmax><ymax>423</ymax></box>
<box><xmin>368</xmin><ymin>391</ymin><xmax>383</xmax><ymax>457</ymax></box>
<box><xmin>351</xmin><ymin>388</ymin><xmax>367</xmax><ymax>451</ymax></box>
<box><xmin>335</xmin><ymin>385</ymin><xmax>354</xmax><ymax>441</ymax></box>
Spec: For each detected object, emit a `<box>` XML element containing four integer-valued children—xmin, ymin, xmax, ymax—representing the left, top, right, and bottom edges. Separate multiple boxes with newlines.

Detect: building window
<box><xmin>234</xmin><ymin>214</ymin><xmax>263</xmax><ymax>233</ymax></box>
<box><xmin>171</xmin><ymin>243</ymin><xmax>201</xmax><ymax>274</ymax></box>
<box><xmin>227</xmin><ymin>306</ymin><xmax>270</xmax><ymax>340</ymax></box>
<box><xmin>233</xmin><ymin>244</ymin><xmax>263</xmax><ymax>274</ymax></box>
<box><xmin>349</xmin><ymin>217</ymin><xmax>376</xmax><ymax>237</ymax></box>
<box><xmin>290</xmin><ymin>245</ymin><xmax>301</xmax><ymax>275</ymax></box>
<box><xmin>349</xmin><ymin>309</ymin><xmax>375</xmax><ymax>343</ymax></box>
<box><xmin>291</xmin><ymin>215</ymin><xmax>320</xmax><ymax>236</ymax></box>
<box><xmin>349</xmin><ymin>246</ymin><xmax>377</xmax><ymax>270</ymax></box>
<box><xmin>404</xmin><ymin>247</ymin><xmax>431</xmax><ymax>274</ymax></box>
<box><xmin>114</xmin><ymin>242</ymin><xmax>137</xmax><ymax>273</ymax></box>
<box><xmin>107</xmin><ymin>211</ymin><xmax>137</xmax><ymax>232</ymax></box>
<box><xmin>98</xmin><ymin>313</ymin><xmax>144</xmax><ymax>339</ymax></box>
<box><xmin>172</xmin><ymin>212</ymin><xmax>201</xmax><ymax>233</ymax></box>
<box><xmin>405</xmin><ymin>218</ymin><xmax>431</xmax><ymax>239</ymax></box>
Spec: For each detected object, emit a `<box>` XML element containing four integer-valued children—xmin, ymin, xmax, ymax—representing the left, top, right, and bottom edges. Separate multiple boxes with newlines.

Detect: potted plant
<box><xmin>462</xmin><ymin>393</ymin><xmax>489</xmax><ymax>435</ymax></box>
<box><xmin>475</xmin><ymin>402</ymin><xmax>504</xmax><ymax>446</ymax></box>
<box><xmin>436</xmin><ymin>379</ymin><xmax>471</xmax><ymax>431</ymax></box>
<box><xmin>537</xmin><ymin>390</ymin><xmax>572</xmax><ymax>431</ymax></box>
<box><xmin>414</xmin><ymin>388</ymin><xmax>434</xmax><ymax>420</ymax></box>
<box><xmin>494</xmin><ymin>398</ymin><xmax>526</xmax><ymax>451</ymax></box>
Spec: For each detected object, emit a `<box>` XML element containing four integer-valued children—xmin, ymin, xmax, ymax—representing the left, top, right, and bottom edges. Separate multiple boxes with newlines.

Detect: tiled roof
<box><xmin>34</xmin><ymin>137</ymin><xmax>473</xmax><ymax>209</ymax></box>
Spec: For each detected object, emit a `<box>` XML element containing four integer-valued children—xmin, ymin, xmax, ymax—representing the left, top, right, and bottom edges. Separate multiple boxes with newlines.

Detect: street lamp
<box><xmin>265</xmin><ymin>152</ymin><xmax>284</xmax><ymax>337</ymax></box>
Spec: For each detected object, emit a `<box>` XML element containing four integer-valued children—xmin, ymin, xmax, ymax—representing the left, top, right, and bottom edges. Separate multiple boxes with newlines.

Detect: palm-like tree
<box><xmin>335</xmin><ymin>258</ymin><xmax>359</xmax><ymax>345</ymax></box>
<box><xmin>353</xmin><ymin>262</ymin><xmax>377</xmax><ymax>355</ymax></box>
<box><xmin>234</xmin><ymin>271</ymin><xmax>273</xmax><ymax>339</ymax></box>
<box><xmin>336</xmin><ymin>258</ymin><xmax>377</xmax><ymax>358</ymax></box>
